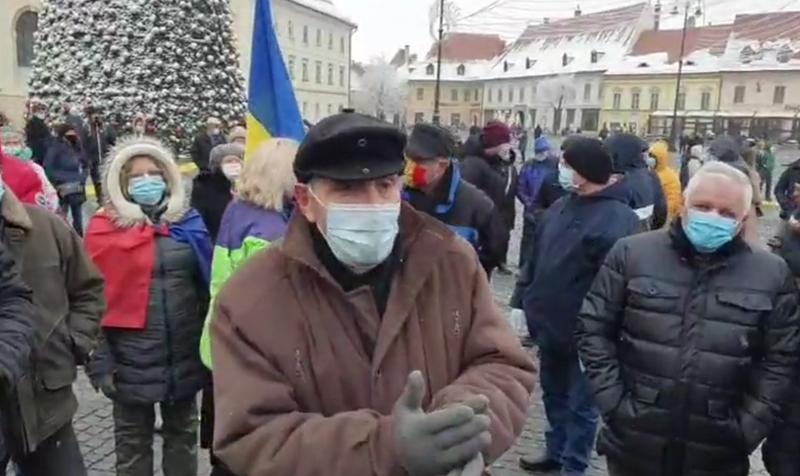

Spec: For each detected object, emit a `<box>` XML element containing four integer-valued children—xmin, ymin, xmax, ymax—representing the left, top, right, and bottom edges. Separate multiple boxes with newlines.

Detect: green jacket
<box><xmin>199</xmin><ymin>200</ymin><xmax>289</xmax><ymax>368</ymax></box>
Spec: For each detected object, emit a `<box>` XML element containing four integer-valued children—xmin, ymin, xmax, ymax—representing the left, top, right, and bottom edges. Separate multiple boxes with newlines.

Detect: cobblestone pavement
<box><xmin>67</xmin><ymin>155</ymin><xmax>793</xmax><ymax>475</ymax></box>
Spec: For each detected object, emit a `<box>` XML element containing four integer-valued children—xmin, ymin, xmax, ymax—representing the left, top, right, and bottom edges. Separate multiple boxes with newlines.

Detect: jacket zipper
<box><xmin>156</xmin><ymin>238</ymin><xmax>175</xmax><ymax>403</ymax></box>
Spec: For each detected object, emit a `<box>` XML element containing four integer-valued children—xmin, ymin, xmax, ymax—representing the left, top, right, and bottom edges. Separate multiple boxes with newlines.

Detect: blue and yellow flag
<box><xmin>245</xmin><ymin>0</ymin><xmax>305</xmax><ymax>159</ymax></box>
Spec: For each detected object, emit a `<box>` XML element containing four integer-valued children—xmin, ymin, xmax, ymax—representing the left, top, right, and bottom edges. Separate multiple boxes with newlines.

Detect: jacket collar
<box><xmin>281</xmin><ymin>202</ymin><xmax>451</xmax><ymax>369</ymax></box>
<box><xmin>1</xmin><ymin>190</ymin><xmax>32</xmax><ymax>231</ymax></box>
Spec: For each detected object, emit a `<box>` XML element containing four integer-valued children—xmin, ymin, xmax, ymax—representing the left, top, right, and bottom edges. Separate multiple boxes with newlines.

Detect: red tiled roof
<box><xmin>425</xmin><ymin>32</ymin><xmax>506</xmax><ymax>61</ymax></box>
<box><xmin>517</xmin><ymin>2</ymin><xmax>647</xmax><ymax>44</ymax></box>
<box><xmin>732</xmin><ymin>12</ymin><xmax>800</xmax><ymax>42</ymax></box>
<box><xmin>631</xmin><ymin>25</ymin><xmax>732</xmax><ymax>62</ymax></box>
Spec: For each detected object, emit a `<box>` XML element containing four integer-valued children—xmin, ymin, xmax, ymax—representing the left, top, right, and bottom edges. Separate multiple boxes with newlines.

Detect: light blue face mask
<box><xmin>683</xmin><ymin>209</ymin><xmax>739</xmax><ymax>253</ymax></box>
<box><xmin>558</xmin><ymin>162</ymin><xmax>577</xmax><ymax>192</ymax></box>
<box><xmin>312</xmin><ymin>190</ymin><xmax>400</xmax><ymax>274</ymax></box>
<box><xmin>128</xmin><ymin>175</ymin><xmax>166</xmax><ymax>206</ymax></box>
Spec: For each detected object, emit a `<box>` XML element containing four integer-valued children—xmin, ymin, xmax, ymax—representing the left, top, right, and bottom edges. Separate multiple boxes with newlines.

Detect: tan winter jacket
<box><xmin>212</xmin><ymin>204</ymin><xmax>535</xmax><ymax>476</ymax></box>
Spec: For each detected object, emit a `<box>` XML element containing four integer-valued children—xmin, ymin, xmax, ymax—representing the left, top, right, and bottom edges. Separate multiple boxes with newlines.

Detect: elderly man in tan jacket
<box><xmin>211</xmin><ymin>112</ymin><xmax>535</xmax><ymax>476</ymax></box>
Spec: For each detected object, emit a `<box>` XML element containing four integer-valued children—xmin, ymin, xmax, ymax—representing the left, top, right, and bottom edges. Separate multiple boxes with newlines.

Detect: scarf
<box><xmin>86</xmin><ymin>208</ymin><xmax>212</xmax><ymax>329</ymax></box>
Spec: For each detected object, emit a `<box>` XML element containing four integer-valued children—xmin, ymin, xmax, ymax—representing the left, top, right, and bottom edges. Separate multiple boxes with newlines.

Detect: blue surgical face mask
<box><xmin>128</xmin><ymin>175</ymin><xmax>167</xmax><ymax>206</ymax></box>
<box><xmin>558</xmin><ymin>162</ymin><xmax>577</xmax><ymax>192</ymax></box>
<box><xmin>683</xmin><ymin>209</ymin><xmax>739</xmax><ymax>253</ymax></box>
<box><xmin>311</xmin><ymin>189</ymin><xmax>400</xmax><ymax>274</ymax></box>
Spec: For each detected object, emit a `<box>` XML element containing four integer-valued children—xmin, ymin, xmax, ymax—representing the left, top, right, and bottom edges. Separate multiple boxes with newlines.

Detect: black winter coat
<box><xmin>24</xmin><ymin>117</ymin><xmax>51</xmax><ymax>165</ymax></box>
<box><xmin>774</xmin><ymin>160</ymin><xmax>800</xmax><ymax>219</ymax></box>
<box><xmin>763</xmin><ymin>221</ymin><xmax>800</xmax><ymax>476</ymax></box>
<box><xmin>460</xmin><ymin>143</ymin><xmax>518</xmax><ymax>232</ymax></box>
<box><xmin>92</xmin><ymin>236</ymin><xmax>209</xmax><ymax>405</ymax></box>
<box><xmin>190</xmin><ymin>133</ymin><xmax>226</xmax><ymax>172</ymax></box>
<box><xmin>577</xmin><ymin>223</ymin><xmax>800</xmax><ymax>476</ymax></box>
<box><xmin>511</xmin><ymin>181</ymin><xmax>638</xmax><ymax>350</ymax></box>
<box><xmin>404</xmin><ymin>163</ymin><xmax>508</xmax><ymax>275</ymax></box>
<box><xmin>191</xmin><ymin>171</ymin><xmax>232</xmax><ymax>242</ymax></box>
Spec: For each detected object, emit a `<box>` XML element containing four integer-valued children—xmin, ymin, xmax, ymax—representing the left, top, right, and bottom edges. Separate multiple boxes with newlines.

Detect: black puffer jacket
<box><xmin>191</xmin><ymin>170</ymin><xmax>232</xmax><ymax>242</ymax></box>
<box><xmin>763</xmin><ymin>221</ymin><xmax>800</xmax><ymax>476</ymax></box>
<box><xmin>577</xmin><ymin>222</ymin><xmax>800</xmax><ymax>476</ymax></box>
<box><xmin>460</xmin><ymin>136</ymin><xmax>518</xmax><ymax>231</ymax></box>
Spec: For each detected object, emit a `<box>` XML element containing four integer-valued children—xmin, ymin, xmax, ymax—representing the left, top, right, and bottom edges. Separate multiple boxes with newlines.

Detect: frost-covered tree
<box><xmin>29</xmin><ymin>0</ymin><xmax>246</xmax><ymax>153</ymax></box>
<box><xmin>538</xmin><ymin>75</ymin><xmax>576</xmax><ymax>132</ymax></box>
<box><xmin>351</xmin><ymin>58</ymin><xmax>407</xmax><ymax>124</ymax></box>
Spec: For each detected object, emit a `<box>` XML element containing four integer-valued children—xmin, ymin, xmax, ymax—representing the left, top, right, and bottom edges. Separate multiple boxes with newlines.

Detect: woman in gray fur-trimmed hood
<box><xmin>85</xmin><ymin>136</ymin><xmax>212</xmax><ymax>476</ymax></box>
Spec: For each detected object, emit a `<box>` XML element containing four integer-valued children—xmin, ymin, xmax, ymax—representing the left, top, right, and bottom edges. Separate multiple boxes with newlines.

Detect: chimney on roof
<box><xmin>404</xmin><ymin>44</ymin><xmax>410</xmax><ymax>67</ymax></box>
<box><xmin>575</xmin><ymin>4</ymin><xmax>582</xmax><ymax>16</ymax></box>
<box><xmin>654</xmin><ymin>0</ymin><xmax>661</xmax><ymax>31</ymax></box>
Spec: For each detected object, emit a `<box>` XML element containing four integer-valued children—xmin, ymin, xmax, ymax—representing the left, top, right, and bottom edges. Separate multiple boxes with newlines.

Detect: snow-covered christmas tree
<box><xmin>29</xmin><ymin>0</ymin><xmax>246</xmax><ymax>153</ymax></box>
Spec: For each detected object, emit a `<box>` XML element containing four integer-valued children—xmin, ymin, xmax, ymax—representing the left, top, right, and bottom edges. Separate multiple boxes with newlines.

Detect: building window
<box><xmin>327</xmin><ymin>63</ymin><xmax>333</xmax><ymax>85</ymax></box>
<box><xmin>532</xmin><ymin>84</ymin><xmax>537</xmax><ymax>98</ymax></box>
<box><xmin>650</xmin><ymin>91</ymin><xmax>659</xmax><ymax>110</ymax></box>
<box><xmin>774</xmin><ymin>86</ymin><xmax>786</xmax><ymax>105</ymax></box>
<box><xmin>508</xmin><ymin>87</ymin><xmax>514</xmax><ymax>104</ymax></box>
<box><xmin>327</xmin><ymin>104</ymin><xmax>333</xmax><ymax>115</ymax></box>
<box><xmin>631</xmin><ymin>91</ymin><xmax>640</xmax><ymax>110</ymax></box>
<box><xmin>464</xmin><ymin>89</ymin><xmax>471</xmax><ymax>102</ymax></box>
<box><xmin>677</xmin><ymin>92</ymin><xmax>686</xmax><ymax>110</ymax></box>
<box><xmin>612</xmin><ymin>92</ymin><xmax>621</xmax><ymax>110</ymax></box>
<box><xmin>734</xmin><ymin>86</ymin><xmax>746</xmax><ymax>104</ymax></box>
<box><xmin>315</xmin><ymin>61</ymin><xmax>322</xmax><ymax>83</ymax></box>
<box><xmin>302</xmin><ymin>101</ymin><xmax>308</xmax><ymax>116</ymax></box>
<box><xmin>519</xmin><ymin>87</ymin><xmax>525</xmax><ymax>103</ymax></box>
<box><xmin>426</xmin><ymin>64</ymin><xmax>434</xmax><ymax>75</ymax></box>
<box><xmin>456</xmin><ymin>64</ymin><xmax>465</xmax><ymax>76</ymax></box>
<box><xmin>15</xmin><ymin>11</ymin><xmax>38</xmax><ymax>68</ymax></box>
<box><xmin>315</xmin><ymin>103</ymin><xmax>320</xmax><ymax>120</ymax></box>
<box><xmin>301</xmin><ymin>59</ymin><xmax>309</xmax><ymax>82</ymax></box>
<box><xmin>328</xmin><ymin>32</ymin><xmax>333</xmax><ymax>50</ymax></box>
<box><xmin>316</xmin><ymin>29</ymin><xmax>322</xmax><ymax>47</ymax></box>
<box><xmin>474</xmin><ymin>89</ymin><xmax>480</xmax><ymax>102</ymax></box>
<box><xmin>498</xmin><ymin>88</ymin><xmax>504</xmax><ymax>103</ymax></box>
<box><xmin>417</xmin><ymin>88</ymin><xmax>424</xmax><ymax>100</ymax></box>
<box><xmin>340</xmin><ymin>36</ymin><xmax>345</xmax><ymax>53</ymax></box>
<box><xmin>451</xmin><ymin>89</ymin><xmax>458</xmax><ymax>102</ymax></box>
<box><xmin>339</xmin><ymin>66</ymin><xmax>345</xmax><ymax>87</ymax></box>
<box><xmin>414</xmin><ymin>112</ymin><xmax>424</xmax><ymax>124</ymax></box>
<box><xmin>701</xmin><ymin>91</ymin><xmax>711</xmax><ymax>110</ymax></box>
<box><xmin>288</xmin><ymin>20</ymin><xmax>294</xmax><ymax>39</ymax></box>
<box><xmin>488</xmin><ymin>89</ymin><xmax>493</xmax><ymax>103</ymax></box>
<box><xmin>584</xmin><ymin>83</ymin><xmax>592</xmax><ymax>102</ymax></box>
<box><xmin>451</xmin><ymin>113</ymin><xmax>461</xmax><ymax>127</ymax></box>
<box><xmin>303</xmin><ymin>25</ymin><xmax>309</xmax><ymax>44</ymax></box>
<box><xmin>288</xmin><ymin>55</ymin><xmax>295</xmax><ymax>80</ymax></box>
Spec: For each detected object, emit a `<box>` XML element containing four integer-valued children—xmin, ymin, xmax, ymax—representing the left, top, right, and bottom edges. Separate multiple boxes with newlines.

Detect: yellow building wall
<box><xmin>407</xmin><ymin>80</ymin><xmax>483</xmax><ymax>128</ymax></box>
<box><xmin>599</xmin><ymin>73</ymin><xmax>722</xmax><ymax>135</ymax></box>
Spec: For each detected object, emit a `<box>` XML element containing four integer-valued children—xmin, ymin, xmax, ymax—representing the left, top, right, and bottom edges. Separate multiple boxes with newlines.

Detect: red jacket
<box><xmin>0</xmin><ymin>138</ymin><xmax>47</xmax><ymax>208</ymax></box>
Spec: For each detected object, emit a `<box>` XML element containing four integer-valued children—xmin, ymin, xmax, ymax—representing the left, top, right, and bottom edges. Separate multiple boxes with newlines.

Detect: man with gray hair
<box><xmin>576</xmin><ymin>161</ymin><xmax>800</xmax><ymax>476</ymax></box>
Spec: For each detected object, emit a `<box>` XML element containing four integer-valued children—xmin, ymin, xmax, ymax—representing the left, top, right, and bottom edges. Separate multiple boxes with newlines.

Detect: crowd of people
<box><xmin>0</xmin><ymin>101</ymin><xmax>797</xmax><ymax>476</ymax></box>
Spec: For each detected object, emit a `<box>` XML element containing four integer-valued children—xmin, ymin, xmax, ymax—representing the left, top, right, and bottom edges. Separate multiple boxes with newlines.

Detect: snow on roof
<box><xmin>485</xmin><ymin>2</ymin><xmax>650</xmax><ymax>79</ymax></box>
<box><xmin>425</xmin><ymin>33</ymin><xmax>507</xmax><ymax>62</ymax></box>
<box><xmin>287</xmin><ymin>0</ymin><xmax>356</xmax><ymax>28</ymax></box>
<box><xmin>405</xmin><ymin>60</ymin><xmax>493</xmax><ymax>82</ymax></box>
<box><xmin>631</xmin><ymin>25</ymin><xmax>732</xmax><ymax>62</ymax></box>
<box><xmin>605</xmin><ymin>49</ymin><xmax>723</xmax><ymax>76</ymax></box>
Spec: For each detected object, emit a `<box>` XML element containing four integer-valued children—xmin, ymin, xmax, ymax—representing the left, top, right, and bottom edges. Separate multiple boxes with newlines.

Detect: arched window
<box><xmin>16</xmin><ymin>11</ymin><xmax>38</xmax><ymax>68</ymax></box>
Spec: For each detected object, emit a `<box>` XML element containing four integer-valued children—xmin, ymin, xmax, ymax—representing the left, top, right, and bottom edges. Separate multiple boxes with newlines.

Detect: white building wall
<box><xmin>0</xmin><ymin>0</ymin><xmax>42</xmax><ymax>126</ymax></box>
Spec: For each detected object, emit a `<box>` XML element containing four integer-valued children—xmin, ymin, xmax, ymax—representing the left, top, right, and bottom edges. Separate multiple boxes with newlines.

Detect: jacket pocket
<box><xmin>715</xmin><ymin>291</ymin><xmax>772</xmax><ymax>326</ymax></box>
<box><xmin>626</xmin><ymin>278</ymin><xmax>681</xmax><ymax>314</ymax></box>
<box><xmin>39</xmin><ymin>366</ymin><xmax>76</xmax><ymax>391</ymax></box>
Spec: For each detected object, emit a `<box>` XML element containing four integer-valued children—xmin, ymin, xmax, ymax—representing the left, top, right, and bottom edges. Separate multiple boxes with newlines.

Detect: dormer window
<box><xmin>503</xmin><ymin>61</ymin><xmax>509</xmax><ymax>72</ymax></box>
<box><xmin>525</xmin><ymin>57</ymin><xmax>536</xmax><ymax>69</ymax></box>
<box><xmin>562</xmin><ymin>53</ymin><xmax>573</xmax><ymax>67</ymax></box>
<box><xmin>456</xmin><ymin>64</ymin><xmax>466</xmax><ymax>76</ymax></box>
<box><xmin>685</xmin><ymin>60</ymin><xmax>696</xmax><ymax>66</ymax></box>
<box><xmin>591</xmin><ymin>50</ymin><xmax>598</xmax><ymax>63</ymax></box>
<box><xmin>426</xmin><ymin>63</ymin><xmax>435</xmax><ymax>75</ymax></box>
<box><xmin>778</xmin><ymin>45</ymin><xmax>793</xmax><ymax>63</ymax></box>
<box><xmin>637</xmin><ymin>62</ymin><xmax>649</xmax><ymax>67</ymax></box>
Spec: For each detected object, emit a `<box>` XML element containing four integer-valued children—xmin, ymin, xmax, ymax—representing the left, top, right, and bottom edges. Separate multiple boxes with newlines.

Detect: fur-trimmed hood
<box><xmin>102</xmin><ymin>136</ymin><xmax>186</xmax><ymax>228</ymax></box>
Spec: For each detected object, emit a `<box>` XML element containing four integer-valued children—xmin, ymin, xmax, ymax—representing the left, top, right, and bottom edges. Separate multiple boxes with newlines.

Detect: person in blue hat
<box><xmin>516</xmin><ymin>135</ymin><xmax>564</xmax><ymax>268</ymax></box>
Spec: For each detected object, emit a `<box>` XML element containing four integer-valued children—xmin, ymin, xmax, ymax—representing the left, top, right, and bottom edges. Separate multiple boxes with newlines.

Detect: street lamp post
<box><xmin>670</xmin><ymin>2</ymin><xmax>690</xmax><ymax>151</ymax></box>
<box><xmin>432</xmin><ymin>0</ymin><xmax>445</xmax><ymax>125</ymax></box>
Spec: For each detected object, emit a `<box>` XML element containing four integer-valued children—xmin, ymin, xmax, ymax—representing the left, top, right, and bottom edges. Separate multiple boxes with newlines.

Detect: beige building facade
<box><xmin>718</xmin><ymin>69</ymin><xmax>800</xmax><ymax>140</ymax></box>
<box><xmin>406</xmin><ymin>77</ymin><xmax>484</xmax><ymax>129</ymax></box>
<box><xmin>0</xmin><ymin>0</ymin><xmax>354</xmax><ymax>127</ymax></box>
<box><xmin>0</xmin><ymin>0</ymin><xmax>42</xmax><ymax>126</ymax></box>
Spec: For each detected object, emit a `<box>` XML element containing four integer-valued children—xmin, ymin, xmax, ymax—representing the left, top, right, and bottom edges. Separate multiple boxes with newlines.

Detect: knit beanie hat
<box><xmin>209</xmin><ymin>143</ymin><xmax>245</xmax><ymax>172</ymax></box>
<box><xmin>482</xmin><ymin>121</ymin><xmax>511</xmax><ymax>149</ymax></box>
<box><xmin>563</xmin><ymin>137</ymin><xmax>612</xmax><ymax>185</ymax></box>
<box><xmin>534</xmin><ymin>136</ymin><xmax>551</xmax><ymax>154</ymax></box>
<box><xmin>228</xmin><ymin>126</ymin><xmax>247</xmax><ymax>143</ymax></box>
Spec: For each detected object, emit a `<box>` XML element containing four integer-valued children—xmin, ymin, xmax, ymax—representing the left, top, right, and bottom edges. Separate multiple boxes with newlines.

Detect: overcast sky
<box><xmin>333</xmin><ymin>0</ymin><xmax>800</xmax><ymax>62</ymax></box>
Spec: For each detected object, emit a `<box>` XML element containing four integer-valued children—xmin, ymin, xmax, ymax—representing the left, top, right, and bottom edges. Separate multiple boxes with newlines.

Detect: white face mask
<box><xmin>221</xmin><ymin>162</ymin><xmax>242</xmax><ymax>180</ymax></box>
<box><xmin>311</xmin><ymin>189</ymin><xmax>400</xmax><ymax>274</ymax></box>
<box><xmin>497</xmin><ymin>143</ymin><xmax>513</xmax><ymax>162</ymax></box>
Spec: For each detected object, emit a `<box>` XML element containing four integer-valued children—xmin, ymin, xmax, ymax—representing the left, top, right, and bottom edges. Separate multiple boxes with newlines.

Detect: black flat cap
<box><xmin>295</xmin><ymin>111</ymin><xmax>406</xmax><ymax>183</ymax></box>
<box><xmin>405</xmin><ymin>123</ymin><xmax>456</xmax><ymax>161</ymax></box>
